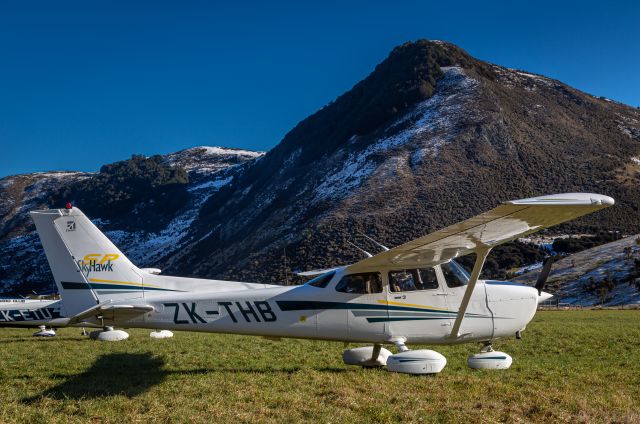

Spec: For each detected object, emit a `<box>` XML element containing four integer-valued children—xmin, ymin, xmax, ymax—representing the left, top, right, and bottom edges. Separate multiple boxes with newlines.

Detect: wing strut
<box><xmin>449</xmin><ymin>247</ymin><xmax>491</xmax><ymax>338</ymax></box>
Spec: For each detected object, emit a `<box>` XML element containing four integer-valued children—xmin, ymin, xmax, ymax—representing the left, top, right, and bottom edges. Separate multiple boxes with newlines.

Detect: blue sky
<box><xmin>1</xmin><ymin>0</ymin><xmax>638</xmax><ymax>177</ymax></box>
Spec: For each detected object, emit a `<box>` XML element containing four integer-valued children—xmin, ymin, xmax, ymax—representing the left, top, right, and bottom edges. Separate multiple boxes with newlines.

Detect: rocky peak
<box><xmin>163</xmin><ymin>146</ymin><xmax>264</xmax><ymax>178</ymax></box>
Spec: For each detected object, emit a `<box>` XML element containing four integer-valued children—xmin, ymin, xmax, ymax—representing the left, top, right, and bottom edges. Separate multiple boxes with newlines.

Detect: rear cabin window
<box><xmin>335</xmin><ymin>273</ymin><xmax>382</xmax><ymax>294</ymax></box>
<box><xmin>389</xmin><ymin>268</ymin><xmax>439</xmax><ymax>292</ymax></box>
<box><xmin>441</xmin><ymin>262</ymin><xmax>468</xmax><ymax>288</ymax></box>
<box><xmin>307</xmin><ymin>271</ymin><xmax>335</xmax><ymax>288</ymax></box>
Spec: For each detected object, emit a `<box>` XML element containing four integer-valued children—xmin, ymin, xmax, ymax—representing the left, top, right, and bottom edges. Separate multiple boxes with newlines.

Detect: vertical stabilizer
<box><xmin>31</xmin><ymin>207</ymin><xmax>144</xmax><ymax>316</ymax></box>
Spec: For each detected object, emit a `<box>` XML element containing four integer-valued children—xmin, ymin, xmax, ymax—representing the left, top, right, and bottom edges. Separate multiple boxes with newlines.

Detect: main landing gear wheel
<box><xmin>89</xmin><ymin>326</ymin><xmax>130</xmax><ymax>341</ymax></box>
<box><xmin>343</xmin><ymin>344</ymin><xmax>392</xmax><ymax>367</ymax></box>
<box><xmin>33</xmin><ymin>325</ymin><xmax>56</xmax><ymax>337</ymax></box>
<box><xmin>150</xmin><ymin>330</ymin><xmax>174</xmax><ymax>339</ymax></box>
<box><xmin>467</xmin><ymin>341</ymin><xmax>512</xmax><ymax>369</ymax></box>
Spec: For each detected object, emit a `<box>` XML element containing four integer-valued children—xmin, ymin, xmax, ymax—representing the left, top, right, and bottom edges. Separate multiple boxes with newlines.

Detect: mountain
<box><xmin>1</xmin><ymin>39</ymin><xmax>640</xmax><ymax>300</ymax></box>
<box><xmin>513</xmin><ymin>235</ymin><xmax>640</xmax><ymax>306</ymax></box>
<box><xmin>166</xmin><ymin>40</ymin><xmax>640</xmax><ymax>284</ymax></box>
<box><xmin>0</xmin><ymin>147</ymin><xmax>263</xmax><ymax>294</ymax></box>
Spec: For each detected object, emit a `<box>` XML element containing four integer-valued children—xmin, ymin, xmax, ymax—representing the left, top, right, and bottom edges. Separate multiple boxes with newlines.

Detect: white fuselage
<box><xmin>89</xmin><ymin>268</ymin><xmax>539</xmax><ymax>344</ymax></box>
<box><xmin>0</xmin><ymin>298</ymin><xmax>62</xmax><ymax>327</ymax></box>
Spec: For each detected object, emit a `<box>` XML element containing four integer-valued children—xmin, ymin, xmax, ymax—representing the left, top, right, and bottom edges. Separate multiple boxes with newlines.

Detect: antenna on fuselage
<box><xmin>358</xmin><ymin>232</ymin><xmax>389</xmax><ymax>252</ymax></box>
<box><xmin>347</xmin><ymin>241</ymin><xmax>373</xmax><ymax>258</ymax></box>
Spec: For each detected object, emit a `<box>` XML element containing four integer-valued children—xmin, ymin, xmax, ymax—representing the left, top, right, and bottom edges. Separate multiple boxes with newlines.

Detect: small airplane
<box><xmin>28</xmin><ymin>193</ymin><xmax>613</xmax><ymax>374</ymax></box>
<box><xmin>0</xmin><ymin>297</ymin><xmax>63</xmax><ymax>336</ymax></box>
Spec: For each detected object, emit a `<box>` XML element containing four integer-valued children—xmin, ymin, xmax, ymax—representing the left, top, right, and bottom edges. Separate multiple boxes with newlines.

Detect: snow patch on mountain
<box><xmin>103</xmin><ymin>171</ymin><xmax>236</xmax><ymax>265</ymax></box>
<box><xmin>492</xmin><ymin>65</ymin><xmax>555</xmax><ymax>90</ymax></box>
<box><xmin>314</xmin><ymin>66</ymin><xmax>479</xmax><ymax>202</ymax></box>
<box><xmin>188</xmin><ymin>176</ymin><xmax>233</xmax><ymax>192</ymax></box>
<box><xmin>0</xmin><ymin>146</ymin><xmax>262</xmax><ymax>294</ymax></box>
<box><xmin>514</xmin><ymin>236</ymin><xmax>640</xmax><ymax>306</ymax></box>
<box><xmin>164</xmin><ymin>146</ymin><xmax>264</xmax><ymax>176</ymax></box>
<box><xmin>200</xmin><ymin>146</ymin><xmax>263</xmax><ymax>157</ymax></box>
<box><xmin>560</xmin><ymin>256</ymin><xmax>640</xmax><ymax>306</ymax></box>
<box><xmin>616</xmin><ymin>114</ymin><xmax>640</xmax><ymax>139</ymax></box>
<box><xmin>0</xmin><ymin>171</ymin><xmax>91</xmax><ymax>224</ymax></box>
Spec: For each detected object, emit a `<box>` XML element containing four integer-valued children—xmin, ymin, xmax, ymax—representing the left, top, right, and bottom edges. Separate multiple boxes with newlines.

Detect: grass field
<box><xmin>1</xmin><ymin>311</ymin><xmax>639</xmax><ymax>423</ymax></box>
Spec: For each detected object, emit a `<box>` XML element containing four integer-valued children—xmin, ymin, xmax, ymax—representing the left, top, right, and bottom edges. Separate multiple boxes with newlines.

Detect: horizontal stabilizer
<box><xmin>69</xmin><ymin>301</ymin><xmax>154</xmax><ymax>325</ymax></box>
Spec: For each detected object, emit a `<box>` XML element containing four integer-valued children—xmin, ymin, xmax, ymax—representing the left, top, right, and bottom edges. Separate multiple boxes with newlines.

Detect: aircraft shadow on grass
<box><xmin>23</xmin><ymin>352</ymin><xmax>166</xmax><ymax>402</ymax></box>
<box><xmin>22</xmin><ymin>352</ymin><xmax>348</xmax><ymax>402</ymax></box>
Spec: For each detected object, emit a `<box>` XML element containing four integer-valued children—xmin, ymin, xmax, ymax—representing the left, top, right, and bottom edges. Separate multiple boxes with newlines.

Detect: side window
<box><xmin>389</xmin><ymin>270</ymin><xmax>418</xmax><ymax>292</ymax></box>
<box><xmin>390</xmin><ymin>268</ymin><xmax>439</xmax><ymax>292</ymax></box>
<box><xmin>441</xmin><ymin>262</ymin><xmax>468</xmax><ymax>288</ymax></box>
<box><xmin>335</xmin><ymin>273</ymin><xmax>382</xmax><ymax>294</ymax></box>
<box><xmin>417</xmin><ymin>267</ymin><xmax>439</xmax><ymax>289</ymax></box>
<box><xmin>307</xmin><ymin>271</ymin><xmax>335</xmax><ymax>288</ymax></box>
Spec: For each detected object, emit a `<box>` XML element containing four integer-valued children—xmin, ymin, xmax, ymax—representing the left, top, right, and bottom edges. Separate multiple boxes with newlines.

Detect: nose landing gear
<box><xmin>468</xmin><ymin>341</ymin><xmax>512</xmax><ymax>369</ymax></box>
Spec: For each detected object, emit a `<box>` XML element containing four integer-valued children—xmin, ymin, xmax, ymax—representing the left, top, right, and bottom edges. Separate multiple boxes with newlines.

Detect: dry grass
<box><xmin>0</xmin><ymin>310</ymin><xmax>639</xmax><ymax>423</ymax></box>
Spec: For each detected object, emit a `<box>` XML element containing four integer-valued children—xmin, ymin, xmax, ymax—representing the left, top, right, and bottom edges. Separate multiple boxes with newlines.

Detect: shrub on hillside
<box><xmin>50</xmin><ymin>155</ymin><xmax>189</xmax><ymax>230</ymax></box>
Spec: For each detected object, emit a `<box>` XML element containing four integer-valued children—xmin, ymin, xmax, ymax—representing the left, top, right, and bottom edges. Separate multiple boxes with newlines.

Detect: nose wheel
<box><xmin>468</xmin><ymin>341</ymin><xmax>512</xmax><ymax>369</ymax></box>
<box><xmin>385</xmin><ymin>337</ymin><xmax>447</xmax><ymax>374</ymax></box>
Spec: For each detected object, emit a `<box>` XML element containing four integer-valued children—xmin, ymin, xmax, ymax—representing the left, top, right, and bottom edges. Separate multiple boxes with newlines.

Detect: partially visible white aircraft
<box><xmin>0</xmin><ymin>298</ymin><xmax>63</xmax><ymax>336</ymax></box>
<box><xmin>29</xmin><ymin>193</ymin><xmax>613</xmax><ymax>374</ymax></box>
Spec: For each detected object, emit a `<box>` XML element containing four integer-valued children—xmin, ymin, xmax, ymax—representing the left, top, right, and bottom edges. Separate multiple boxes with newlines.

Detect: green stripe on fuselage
<box><xmin>60</xmin><ymin>281</ymin><xmax>183</xmax><ymax>292</ymax></box>
<box><xmin>276</xmin><ymin>300</ymin><xmax>491</xmax><ymax>318</ymax></box>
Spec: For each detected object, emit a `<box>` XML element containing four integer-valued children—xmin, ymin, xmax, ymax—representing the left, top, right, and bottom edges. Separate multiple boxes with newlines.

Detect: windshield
<box><xmin>441</xmin><ymin>260</ymin><xmax>469</xmax><ymax>288</ymax></box>
<box><xmin>306</xmin><ymin>271</ymin><xmax>336</xmax><ymax>288</ymax></box>
<box><xmin>449</xmin><ymin>259</ymin><xmax>470</xmax><ymax>281</ymax></box>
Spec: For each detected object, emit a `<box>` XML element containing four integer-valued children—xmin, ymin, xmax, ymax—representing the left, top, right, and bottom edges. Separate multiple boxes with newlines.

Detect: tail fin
<box><xmin>31</xmin><ymin>207</ymin><xmax>144</xmax><ymax>316</ymax></box>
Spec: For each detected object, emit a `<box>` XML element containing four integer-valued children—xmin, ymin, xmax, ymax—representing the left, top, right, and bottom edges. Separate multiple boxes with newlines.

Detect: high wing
<box><xmin>347</xmin><ymin>193</ymin><xmax>614</xmax><ymax>272</ymax></box>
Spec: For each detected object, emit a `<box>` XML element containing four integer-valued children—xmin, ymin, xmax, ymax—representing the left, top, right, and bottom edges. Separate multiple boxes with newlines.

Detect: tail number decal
<box><xmin>164</xmin><ymin>301</ymin><xmax>277</xmax><ymax>324</ymax></box>
<box><xmin>0</xmin><ymin>307</ymin><xmax>61</xmax><ymax>323</ymax></box>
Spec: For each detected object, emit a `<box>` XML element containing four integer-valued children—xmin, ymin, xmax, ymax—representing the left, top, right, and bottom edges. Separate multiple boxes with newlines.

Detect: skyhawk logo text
<box><xmin>76</xmin><ymin>253</ymin><xmax>120</xmax><ymax>276</ymax></box>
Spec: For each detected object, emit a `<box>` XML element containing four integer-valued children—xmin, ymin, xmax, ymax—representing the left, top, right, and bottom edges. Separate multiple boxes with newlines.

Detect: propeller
<box><xmin>535</xmin><ymin>256</ymin><xmax>556</xmax><ymax>295</ymax></box>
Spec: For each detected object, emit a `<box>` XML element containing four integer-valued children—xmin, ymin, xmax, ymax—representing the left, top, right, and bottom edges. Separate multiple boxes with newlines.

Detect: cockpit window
<box><xmin>389</xmin><ymin>270</ymin><xmax>417</xmax><ymax>292</ymax></box>
<box><xmin>335</xmin><ymin>273</ymin><xmax>382</xmax><ymax>294</ymax></box>
<box><xmin>449</xmin><ymin>259</ymin><xmax>470</xmax><ymax>280</ymax></box>
<box><xmin>441</xmin><ymin>261</ymin><xmax>469</xmax><ymax>288</ymax></box>
<box><xmin>307</xmin><ymin>271</ymin><xmax>335</xmax><ymax>288</ymax></box>
<box><xmin>417</xmin><ymin>267</ymin><xmax>439</xmax><ymax>289</ymax></box>
<box><xmin>390</xmin><ymin>268</ymin><xmax>439</xmax><ymax>292</ymax></box>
